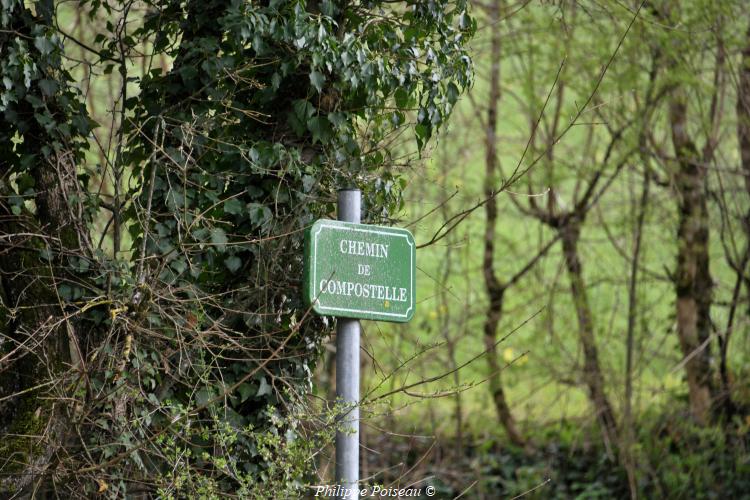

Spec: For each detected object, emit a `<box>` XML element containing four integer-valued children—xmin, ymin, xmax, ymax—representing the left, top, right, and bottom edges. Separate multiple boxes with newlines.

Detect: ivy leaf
<box><xmin>224</xmin><ymin>255</ymin><xmax>242</xmax><ymax>273</ymax></box>
<box><xmin>16</xmin><ymin>172</ymin><xmax>35</xmax><ymax>192</ymax></box>
<box><xmin>415</xmin><ymin>123</ymin><xmax>431</xmax><ymax>152</ymax></box>
<box><xmin>446</xmin><ymin>82</ymin><xmax>459</xmax><ymax>104</ymax></box>
<box><xmin>34</xmin><ymin>35</ymin><xmax>55</xmax><ymax>55</ymax></box>
<box><xmin>307</xmin><ymin>116</ymin><xmax>333</xmax><ymax>144</ymax></box>
<box><xmin>224</xmin><ymin>198</ymin><xmax>244</xmax><ymax>215</ymax></box>
<box><xmin>271</xmin><ymin>72</ymin><xmax>282</xmax><ymax>90</ymax></box>
<box><xmin>328</xmin><ymin>112</ymin><xmax>346</xmax><ymax>129</ymax></box>
<box><xmin>170</xmin><ymin>258</ymin><xmax>187</xmax><ymax>275</ymax></box>
<box><xmin>210</xmin><ymin>227</ymin><xmax>228</xmax><ymax>251</ymax></box>
<box><xmin>289</xmin><ymin>99</ymin><xmax>314</xmax><ymax>136</ymax></box>
<box><xmin>309</xmin><ymin>70</ymin><xmax>325</xmax><ymax>93</ymax></box>
<box><xmin>256</xmin><ymin>377</ymin><xmax>272</xmax><ymax>398</ymax></box>
<box><xmin>76</xmin><ymin>257</ymin><xmax>91</xmax><ymax>273</ymax></box>
<box><xmin>394</xmin><ymin>88</ymin><xmax>409</xmax><ymax>108</ymax></box>
<box><xmin>38</xmin><ymin>79</ymin><xmax>58</xmax><ymax>96</ymax></box>
<box><xmin>58</xmin><ymin>284</ymin><xmax>73</xmax><ymax>301</ymax></box>
<box><xmin>295</xmin><ymin>100</ymin><xmax>314</xmax><ymax>119</ymax></box>
<box><xmin>238</xmin><ymin>383</ymin><xmax>254</xmax><ymax>403</ymax></box>
<box><xmin>341</xmin><ymin>50</ymin><xmax>353</xmax><ymax>66</ymax></box>
<box><xmin>179</xmin><ymin>65</ymin><xmax>198</xmax><ymax>83</ymax></box>
<box><xmin>302</xmin><ymin>175</ymin><xmax>315</xmax><ymax>193</ymax></box>
<box><xmin>196</xmin><ymin>387</ymin><xmax>213</xmax><ymax>406</ymax></box>
<box><xmin>72</xmin><ymin>114</ymin><xmax>92</xmax><ymax>134</ymax></box>
<box><xmin>246</xmin><ymin>203</ymin><xmax>273</xmax><ymax>228</ymax></box>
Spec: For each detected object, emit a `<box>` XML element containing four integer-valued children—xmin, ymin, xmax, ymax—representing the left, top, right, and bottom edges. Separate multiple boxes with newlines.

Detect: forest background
<box><xmin>334</xmin><ymin>1</ymin><xmax>750</xmax><ymax>497</ymax></box>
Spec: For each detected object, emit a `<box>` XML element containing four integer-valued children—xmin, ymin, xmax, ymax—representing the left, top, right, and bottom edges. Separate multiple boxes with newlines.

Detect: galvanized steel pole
<box><xmin>335</xmin><ymin>189</ymin><xmax>361</xmax><ymax>499</ymax></box>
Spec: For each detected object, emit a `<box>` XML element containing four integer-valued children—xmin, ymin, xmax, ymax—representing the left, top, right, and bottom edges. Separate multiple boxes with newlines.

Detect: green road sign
<box><xmin>303</xmin><ymin>219</ymin><xmax>416</xmax><ymax>322</ymax></box>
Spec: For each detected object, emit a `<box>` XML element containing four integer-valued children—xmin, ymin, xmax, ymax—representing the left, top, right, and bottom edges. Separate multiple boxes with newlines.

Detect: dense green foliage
<box><xmin>0</xmin><ymin>1</ymin><xmax>94</xmax><ymax>226</ymax></box>
<box><xmin>0</xmin><ymin>0</ymin><xmax>473</xmax><ymax>497</ymax></box>
<box><xmin>397</xmin><ymin>415</ymin><xmax>750</xmax><ymax>499</ymax></box>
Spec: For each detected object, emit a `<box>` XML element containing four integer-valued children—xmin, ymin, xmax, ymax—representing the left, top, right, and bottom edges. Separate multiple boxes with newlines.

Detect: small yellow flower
<box><xmin>503</xmin><ymin>348</ymin><xmax>528</xmax><ymax>366</ymax></box>
<box><xmin>503</xmin><ymin>347</ymin><xmax>515</xmax><ymax>363</ymax></box>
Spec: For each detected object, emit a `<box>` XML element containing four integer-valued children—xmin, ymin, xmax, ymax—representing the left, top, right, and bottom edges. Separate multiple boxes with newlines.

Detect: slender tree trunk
<box><xmin>736</xmin><ymin>27</ymin><xmax>750</xmax><ymax>198</ymax></box>
<box><xmin>734</xmin><ymin>21</ymin><xmax>750</xmax><ymax>382</ymax></box>
<box><xmin>482</xmin><ymin>289</ymin><xmax>526</xmax><ymax>447</ymax></box>
<box><xmin>719</xmin><ymin>18</ymin><xmax>750</xmax><ymax>417</ymax></box>
<box><xmin>559</xmin><ymin>221</ymin><xmax>618</xmax><ymax>444</ymax></box>
<box><xmin>622</xmin><ymin>172</ymin><xmax>649</xmax><ymax>500</ymax></box>
<box><xmin>437</xmin><ymin>154</ymin><xmax>464</xmax><ymax>458</ymax></box>
<box><xmin>652</xmin><ymin>0</ymin><xmax>718</xmax><ymax>425</ymax></box>
<box><xmin>481</xmin><ymin>0</ymin><xmax>525</xmax><ymax>448</ymax></box>
<box><xmin>668</xmin><ymin>88</ymin><xmax>716</xmax><ymax>424</ymax></box>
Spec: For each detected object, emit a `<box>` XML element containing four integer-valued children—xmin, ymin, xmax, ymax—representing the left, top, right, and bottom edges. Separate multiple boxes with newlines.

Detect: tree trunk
<box><xmin>720</xmin><ymin>19</ymin><xmax>750</xmax><ymax>418</ymax></box>
<box><xmin>0</xmin><ymin>169</ymin><xmax>79</xmax><ymax>494</ymax></box>
<box><xmin>622</xmin><ymin>172</ymin><xmax>650</xmax><ymax>500</ymax></box>
<box><xmin>737</xmin><ymin>25</ymin><xmax>750</xmax><ymax>200</ymax></box>
<box><xmin>481</xmin><ymin>0</ymin><xmax>526</xmax><ymax>448</ymax></box>
<box><xmin>736</xmin><ymin>19</ymin><xmax>750</xmax><ymax>344</ymax></box>
<box><xmin>668</xmin><ymin>89</ymin><xmax>716</xmax><ymax>424</ymax></box>
<box><xmin>482</xmin><ymin>289</ymin><xmax>526</xmax><ymax>447</ymax></box>
<box><xmin>0</xmin><ymin>4</ymin><xmax>91</xmax><ymax>494</ymax></box>
<box><xmin>559</xmin><ymin>221</ymin><xmax>618</xmax><ymax>444</ymax></box>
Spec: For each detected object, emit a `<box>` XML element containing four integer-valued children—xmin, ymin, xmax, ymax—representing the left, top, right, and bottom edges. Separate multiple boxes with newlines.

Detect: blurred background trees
<box><xmin>357</xmin><ymin>0</ymin><xmax>750</xmax><ymax>498</ymax></box>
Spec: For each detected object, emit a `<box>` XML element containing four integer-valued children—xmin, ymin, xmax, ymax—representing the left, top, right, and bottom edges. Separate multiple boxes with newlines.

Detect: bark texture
<box><xmin>737</xmin><ymin>21</ymin><xmax>750</xmax><ymax>293</ymax></box>
<box><xmin>0</xmin><ymin>4</ymin><xmax>88</xmax><ymax>493</ymax></box>
<box><xmin>481</xmin><ymin>0</ymin><xmax>526</xmax><ymax>447</ymax></box>
<box><xmin>559</xmin><ymin>220</ymin><xmax>618</xmax><ymax>444</ymax></box>
<box><xmin>667</xmin><ymin>88</ymin><xmax>716</xmax><ymax>424</ymax></box>
<box><xmin>741</xmin><ymin>24</ymin><xmax>750</xmax><ymax>198</ymax></box>
<box><xmin>726</xmin><ymin>20</ymin><xmax>750</xmax><ymax>415</ymax></box>
<box><xmin>0</xmin><ymin>161</ymin><xmax>84</xmax><ymax>495</ymax></box>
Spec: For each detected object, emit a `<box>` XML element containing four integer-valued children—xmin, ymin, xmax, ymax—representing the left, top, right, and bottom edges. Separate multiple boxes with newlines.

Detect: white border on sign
<box><xmin>312</xmin><ymin>222</ymin><xmax>414</xmax><ymax>319</ymax></box>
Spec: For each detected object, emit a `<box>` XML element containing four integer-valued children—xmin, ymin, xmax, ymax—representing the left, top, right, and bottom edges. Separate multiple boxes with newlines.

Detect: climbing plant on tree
<box><xmin>0</xmin><ymin>0</ymin><xmax>473</xmax><ymax>496</ymax></box>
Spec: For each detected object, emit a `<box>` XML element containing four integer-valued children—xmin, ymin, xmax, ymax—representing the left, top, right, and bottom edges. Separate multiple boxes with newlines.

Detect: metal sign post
<box><xmin>335</xmin><ymin>188</ymin><xmax>361</xmax><ymax>499</ymax></box>
<box><xmin>302</xmin><ymin>188</ymin><xmax>416</xmax><ymax>499</ymax></box>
